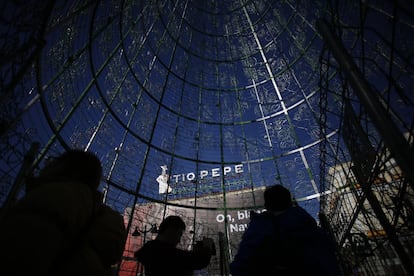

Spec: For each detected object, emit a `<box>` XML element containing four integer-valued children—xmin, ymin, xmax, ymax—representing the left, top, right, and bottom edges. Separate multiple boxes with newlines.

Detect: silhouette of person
<box><xmin>135</xmin><ymin>215</ymin><xmax>215</xmax><ymax>276</ymax></box>
<box><xmin>230</xmin><ymin>185</ymin><xmax>341</xmax><ymax>276</ymax></box>
<box><xmin>0</xmin><ymin>149</ymin><xmax>126</xmax><ymax>276</ymax></box>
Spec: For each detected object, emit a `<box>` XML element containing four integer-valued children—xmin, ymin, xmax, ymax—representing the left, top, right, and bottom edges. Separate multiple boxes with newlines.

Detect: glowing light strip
<box><xmin>252</xmin><ymin>79</ymin><xmax>273</xmax><ymax>147</ymax></box>
<box><xmin>296</xmin><ymin>190</ymin><xmax>332</xmax><ymax>202</ymax></box>
<box><xmin>242</xmin><ymin>129</ymin><xmax>338</xmax><ymax>164</ymax></box>
<box><xmin>243</xmin><ymin>6</ymin><xmax>288</xmax><ymax>116</ymax></box>
<box><xmin>299</xmin><ymin>149</ymin><xmax>319</xmax><ymax>197</ymax></box>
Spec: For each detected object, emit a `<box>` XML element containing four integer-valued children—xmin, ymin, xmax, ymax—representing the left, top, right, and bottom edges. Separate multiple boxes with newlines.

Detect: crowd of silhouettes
<box><xmin>0</xmin><ymin>149</ymin><xmax>341</xmax><ymax>276</ymax></box>
<box><xmin>0</xmin><ymin>149</ymin><xmax>126</xmax><ymax>276</ymax></box>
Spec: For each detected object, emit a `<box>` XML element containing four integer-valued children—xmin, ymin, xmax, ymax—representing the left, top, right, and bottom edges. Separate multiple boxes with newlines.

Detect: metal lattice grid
<box><xmin>1</xmin><ymin>0</ymin><xmax>414</xmax><ymax>275</ymax></box>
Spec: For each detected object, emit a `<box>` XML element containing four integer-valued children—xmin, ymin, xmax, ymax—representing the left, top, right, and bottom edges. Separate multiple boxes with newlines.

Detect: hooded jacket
<box><xmin>0</xmin><ymin>180</ymin><xmax>126</xmax><ymax>276</ymax></box>
<box><xmin>230</xmin><ymin>206</ymin><xmax>340</xmax><ymax>276</ymax></box>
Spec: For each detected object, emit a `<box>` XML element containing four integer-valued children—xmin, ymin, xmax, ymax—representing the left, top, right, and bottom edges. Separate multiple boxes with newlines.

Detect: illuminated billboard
<box><xmin>120</xmin><ymin>187</ymin><xmax>266</xmax><ymax>275</ymax></box>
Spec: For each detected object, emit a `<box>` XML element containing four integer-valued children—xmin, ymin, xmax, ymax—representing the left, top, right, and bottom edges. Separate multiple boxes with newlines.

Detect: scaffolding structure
<box><xmin>1</xmin><ymin>0</ymin><xmax>413</xmax><ymax>275</ymax></box>
<box><xmin>318</xmin><ymin>2</ymin><xmax>414</xmax><ymax>275</ymax></box>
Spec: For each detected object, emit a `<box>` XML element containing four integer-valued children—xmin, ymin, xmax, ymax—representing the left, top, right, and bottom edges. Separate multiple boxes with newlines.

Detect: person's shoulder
<box><xmin>140</xmin><ymin>239</ymin><xmax>171</xmax><ymax>251</ymax></box>
<box><xmin>95</xmin><ymin>204</ymin><xmax>123</xmax><ymax>219</ymax></box>
<box><xmin>284</xmin><ymin>206</ymin><xmax>313</xmax><ymax>219</ymax></box>
<box><xmin>28</xmin><ymin>180</ymin><xmax>95</xmax><ymax>202</ymax></box>
<box><xmin>253</xmin><ymin>210</ymin><xmax>274</xmax><ymax>219</ymax></box>
<box><xmin>11</xmin><ymin>180</ymin><xmax>94</xmax><ymax>213</ymax></box>
<box><xmin>135</xmin><ymin>240</ymin><xmax>176</xmax><ymax>261</ymax></box>
<box><xmin>278</xmin><ymin>206</ymin><xmax>318</xmax><ymax>230</ymax></box>
<box><xmin>141</xmin><ymin>239</ymin><xmax>158</xmax><ymax>247</ymax></box>
<box><xmin>247</xmin><ymin>211</ymin><xmax>279</xmax><ymax>230</ymax></box>
<box><xmin>135</xmin><ymin>240</ymin><xmax>157</xmax><ymax>258</ymax></box>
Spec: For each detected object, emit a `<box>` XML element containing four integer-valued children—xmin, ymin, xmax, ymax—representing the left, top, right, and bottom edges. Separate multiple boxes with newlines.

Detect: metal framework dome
<box><xmin>1</xmin><ymin>0</ymin><xmax>413</xmax><ymax>275</ymax></box>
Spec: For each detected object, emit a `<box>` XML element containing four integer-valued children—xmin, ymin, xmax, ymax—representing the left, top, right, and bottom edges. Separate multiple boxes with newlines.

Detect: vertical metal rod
<box><xmin>317</xmin><ymin>19</ymin><xmax>414</xmax><ymax>275</ymax></box>
<box><xmin>316</xmin><ymin>19</ymin><xmax>414</xmax><ymax>191</ymax></box>
<box><xmin>0</xmin><ymin>142</ymin><xmax>39</xmax><ymax>220</ymax></box>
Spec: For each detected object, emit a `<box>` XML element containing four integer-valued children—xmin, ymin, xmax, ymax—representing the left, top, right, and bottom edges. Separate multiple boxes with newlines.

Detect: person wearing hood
<box><xmin>230</xmin><ymin>185</ymin><xmax>341</xmax><ymax>276</ymax></box>
<box><xmin>0</xmin><ymin>150</ymin><xmax>126</xmax><ymax>276</ymax></box>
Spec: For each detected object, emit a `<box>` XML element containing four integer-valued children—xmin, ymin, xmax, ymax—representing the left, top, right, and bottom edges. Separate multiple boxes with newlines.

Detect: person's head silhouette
<box><xmin>157</xmin><ymin>215</ymin><xmax>186</xmax><ymax>246</ymax></box>
<box><xmin>264</xmin><ymin>185</ymin><xmax>293</xmax><ymax>211</ymax></box>
<box><xmin>30</xmin><ymin>149</ymin><xmax>102</xmax><ymax>191</ymax></box>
